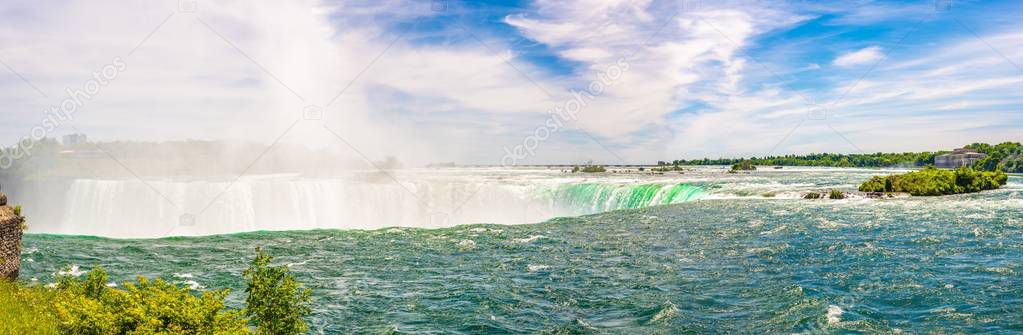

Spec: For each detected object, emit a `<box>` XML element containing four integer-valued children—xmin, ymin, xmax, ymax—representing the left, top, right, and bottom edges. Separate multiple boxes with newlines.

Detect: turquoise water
<box><xmin>549</xmin><ymin>183</ymin><xmax>704</xmax><ymax>212</ymax></box>
<box><xmin>15</xmin><ymin>171</ymin><xmax>1023</xmax><ymax>333</ymax></box>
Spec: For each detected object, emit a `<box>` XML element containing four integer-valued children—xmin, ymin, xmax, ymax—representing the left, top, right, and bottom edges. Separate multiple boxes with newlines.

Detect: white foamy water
<box><xmin>827</xmin><ymin>305</ymin><xmax>843</xmax><ymax>325</ymax></box>
<box><xmin>55</xmin><ymin>176</ymin><xmax>543</xmax><ymax>237</ymax></box>
<box><xmin>10</xmin><ymin>167</ymin><xmax>1022</xmax><ymax>238</ymax></box>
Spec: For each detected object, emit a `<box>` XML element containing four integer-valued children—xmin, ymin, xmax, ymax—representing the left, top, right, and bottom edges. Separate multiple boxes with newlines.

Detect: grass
<box><xmin>0</xmin><ymin>280</ymin><xmax>59</xmax><ymax>335</ymax></box>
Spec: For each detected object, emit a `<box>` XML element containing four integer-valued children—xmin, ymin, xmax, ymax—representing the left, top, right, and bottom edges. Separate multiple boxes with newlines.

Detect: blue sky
<box><xmin>1</xmin><ymin>0</ymin><xmax>1021</xmax><ymax>164</ymax></box>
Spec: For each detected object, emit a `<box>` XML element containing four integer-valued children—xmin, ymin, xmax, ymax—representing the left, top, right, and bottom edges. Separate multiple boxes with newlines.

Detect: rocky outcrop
<box><xmin>0</xmin><ymin>192</ymin><xmax>24</xmax><ymax>280</ymax></box>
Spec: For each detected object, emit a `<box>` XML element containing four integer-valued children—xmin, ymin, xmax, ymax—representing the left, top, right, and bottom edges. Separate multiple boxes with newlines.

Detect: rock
<box><xmin>0</xmin><ymin>193</ymin><xmax>22</xmax><ymax>280</ymax></box>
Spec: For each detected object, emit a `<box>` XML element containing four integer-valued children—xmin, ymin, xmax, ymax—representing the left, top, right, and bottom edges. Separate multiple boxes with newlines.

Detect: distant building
<box><xmin>935</xmin><ymin>148</ymin><xmax>987</xmax><ymax>169</ymax></box>
<box><xmin>62</xmin><ymin>133</ymin><xmax>87</xmax><ymax>147</ymax></box>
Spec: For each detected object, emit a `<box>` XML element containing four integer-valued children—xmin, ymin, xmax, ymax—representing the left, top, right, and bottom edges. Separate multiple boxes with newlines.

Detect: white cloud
<box><xmin>504</xmin><ymin>0</ymin><xmax>806</xmax><ymax>155</ymax></box>
<box><xmin>1</xmin><ymin>0</ymin><xmax>1019</xmax><ymax>164</ymax></box>
<box><xmin>669</xmin><ymin>30</ymin><xmax>1023</xmax><ymax>157</ymax></box>
<box><xmin>833</xmin><ymin>46</ymin><xmax>885</xmax><ymax>67</ymax></box>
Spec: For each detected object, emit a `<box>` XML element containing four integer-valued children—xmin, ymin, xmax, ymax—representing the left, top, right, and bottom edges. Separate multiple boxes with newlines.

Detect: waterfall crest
<box><xmin>15</xmin><ymin>174</ymin><xmax>705</xmax><ymax>238</ymax></box>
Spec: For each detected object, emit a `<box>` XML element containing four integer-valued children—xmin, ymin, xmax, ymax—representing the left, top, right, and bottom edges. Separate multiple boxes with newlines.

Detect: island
<box><xmin>571</xmin><ymin>165</ymin><xmax>607</xmax><ymax>173</ymax></box>
<box><xmin>727</xmin><ymin>160</ymin><xmax>757</xmax><ymax>173</ymax></box>
<box><xmin>858</xmin><ymin>167</ymin><xmax>1008</xmax><ymax>196</ymax></box>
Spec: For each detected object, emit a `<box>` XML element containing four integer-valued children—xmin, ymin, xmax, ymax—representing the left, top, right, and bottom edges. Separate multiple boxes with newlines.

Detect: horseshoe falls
<box><xmin>12</xmin><ymin>168</ymin><xmax>709</xmax><ymax>238</ymax></box>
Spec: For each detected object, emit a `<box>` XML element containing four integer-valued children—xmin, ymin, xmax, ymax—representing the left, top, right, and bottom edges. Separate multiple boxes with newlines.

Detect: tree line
<box><xmin>659</xmin><ymin>142</ymin><xmax>1023</xmax><ymax>173</ymax></box>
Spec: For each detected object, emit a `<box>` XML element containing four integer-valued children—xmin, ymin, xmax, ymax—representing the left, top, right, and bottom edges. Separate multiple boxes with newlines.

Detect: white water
<box><xmin>37</xmin><ymin>168</ymin><xmax>709</xmax><ymax>237</ymax></box>
<box><xmin>53</xmin><ymin>176</ymin><xmax>546</xmax><ymax>237</ymax></box>
<box><xmin>20</xmin><ymin>167</ymin><xmax>1019</xmax><ymax>238</ymax></box>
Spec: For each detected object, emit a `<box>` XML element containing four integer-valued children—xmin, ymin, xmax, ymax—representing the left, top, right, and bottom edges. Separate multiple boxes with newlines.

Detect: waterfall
<box><xmin>547</xmin><ymin>183</ymin><xmax>704</xmax><ymax>212</ymax></box>
<box><xmin>22</xmin><ymin>176</ymin><xmax>703</xmax><ymax>238</ymax></box>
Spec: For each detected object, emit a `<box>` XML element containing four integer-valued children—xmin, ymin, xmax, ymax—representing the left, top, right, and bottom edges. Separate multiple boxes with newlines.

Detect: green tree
<box><xmin>243</xmin><ymin>247</ymin><xmax>312</xmax><ymax>335</ymax></box>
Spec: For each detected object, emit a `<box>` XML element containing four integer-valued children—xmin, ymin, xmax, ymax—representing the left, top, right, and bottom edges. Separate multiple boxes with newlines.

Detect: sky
<box><xmin>0</xmin><ymin>0</ymin><xmax>1021</xmax><ymax>165</ymax></box>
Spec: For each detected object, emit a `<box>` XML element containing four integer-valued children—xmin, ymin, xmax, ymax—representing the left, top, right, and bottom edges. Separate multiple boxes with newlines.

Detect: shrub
<box><xmin>572</xmin><ymin>165</ymin><xmax>606</xmax><ymax>173</ymax></box>
<box><xmin>13</xmin><ymin>205</ymin><xmax>26</xmax><ymax>231</ymax></box>
<box><xmin>859</xmin><ymin>176</ymin><xmax>890</xmax><ymax>193</ymax></box>
<box><xmin>803</xmin><ymin>192</ymin><xmax>822</xmax><ymax>199</ymax></box>
<box><xmin>828</xmin><ymin>189</ymin><xmax>845</xmax><ymax>199</ymax></box>
<box><xmin>1</xmin><ymin>249</ymin><xmax>313</xmax><ymax>334</ymax></box>
<box><xmin>730</xmin><ymin>160</ymin><xmax>756</xmax><ymax>172</ymax></box>
<box><xmin>53</xmin><ymin>266</ymin><xmax>249</xmax><ymax>334</ymax></box>
<box><xmin>244</xmin><ymin>247</ymin><xmax>312</xmax><ymax>335</ymax></box>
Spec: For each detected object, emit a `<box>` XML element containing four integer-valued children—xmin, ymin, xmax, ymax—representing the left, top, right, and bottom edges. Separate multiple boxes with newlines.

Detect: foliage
<box><xmin>14</xmin><ymin>204</ymin><xmax>26</xmax><ymax>231</ymax></box>
<box><xmin>53</xmin><ymin>266</ymin><xmax>249</xmax><ymax>335</ymax></box>
<box><xmin>651</xmin><ymin>165</ymin><xmax>686</xmax><ymax>172</ymax></box>
<box><xmin>730</xmin><ymin>160</ymin><xmax>756</xmax><ymax>172</ymax></box>
<box><xmin>243</xmin><ymin>247</ymin><xmax>313</xmax><ymax>335</ymax></box>
<box><xmin>966</xmin><ymin>142</ymin><xmax>1023</xmax><ymax>173</ymax></box>
<box><xmin>803</xmin><ymin>192</ymin><xmax>822</xmax><ymax>199</ymax></box>
<box><xmin>0</xmin><ymin>248</ymin><xmax>314</xmax><ymax>334</ymax></box>
<box><xmin>668</xmin><ymin>142</ymin><xmax>1023</xmax><ymax>172</ymax></box>
<box><xmin>0</xmin><ymin>280</ymin><xmax>59</xmax><ymax>335</ymax></box>
<box><xmin>572</xmin><ymin>165</ymin><xmax>606</xmax><ymax>173</ymax></box>
<box><xmin>826</xmin><ymin>188</ymin><xmax>842</xmax><ymax>199</ymax></box>
<box><xmin>673</xmin><ymin>151</ymin><xmax>941</xmax><ymax>169</ymax></box>
<box><xmin>858</xmin><ymin>166</ymin><xmax>1008</xmax><ymax>196</ymax></box>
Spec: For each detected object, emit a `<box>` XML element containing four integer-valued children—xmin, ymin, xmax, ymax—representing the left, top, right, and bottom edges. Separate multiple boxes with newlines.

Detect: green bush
<box><xmin>828</xmin><ymin>189</ymin><xmax>845</xmax><ymax>199</ymax></box>
<box><xmin>572</xmin><ymin>165</ymin><xmax>606</xmax><ymax>173</ymax></box>
<box><xmin>13</xmin><ymin>204</ymin><xmax>26</xmax><ymax>231</ymax></box>
<box><xmin>730</xmin><ymin>161</ymin><xmax>756</xmax><ymax>172</ymax></box>
<box><xmin>803</xmin><ymin>192</ymin><xmax>822</xmax><ymax>199</ymax></box>
<box><xmin>244</xmin><ymin>247</ymin><xmax>312</xmax><ymax>335</ymax></box>
<box><xmin>53</xmin><ymin>266</ymin><xmax>249</xmax><ymax>334</ymax></box>
<box><xmin>1</xmin><ymin>248</ymin><xmax>312</xmax><ymax>334</ymax></box>
<box><xmin>859</xmin><ymin>166</ymin><xmax>1008</xmax><ymax>196</ymax></box>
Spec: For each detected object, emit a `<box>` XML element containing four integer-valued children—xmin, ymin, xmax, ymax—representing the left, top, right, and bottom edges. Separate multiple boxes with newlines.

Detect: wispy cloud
<box><xmin>834</xmin><ymin>46</ymin><xmax>885</xmax><ymax>67</ymax></box>
<box><xmin>0</xmin><ymin>0</ymin><xmax>1020</xmax><ymax>164</ymax></box>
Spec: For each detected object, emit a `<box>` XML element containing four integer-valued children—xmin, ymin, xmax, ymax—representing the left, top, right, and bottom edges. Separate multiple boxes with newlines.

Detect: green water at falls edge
<box><xmin>550</xmin><ymin>183</ymin><xmax>704</xmax><ymax>212</ymax></box>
